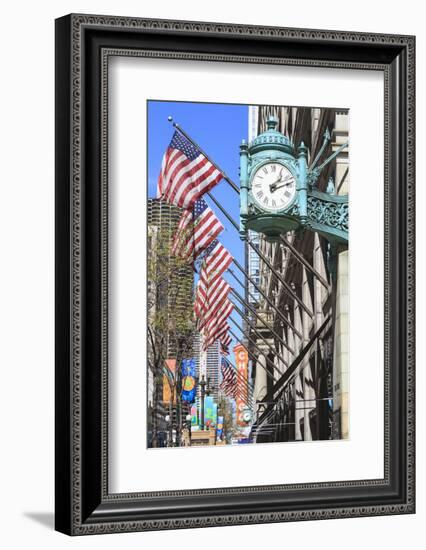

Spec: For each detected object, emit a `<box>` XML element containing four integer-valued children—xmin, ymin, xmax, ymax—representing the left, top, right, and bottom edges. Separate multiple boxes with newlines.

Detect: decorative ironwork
<box><xmin>307</xmin><ymin>194</ymin><xmax>348</xmax><ymax>237</ymax></box>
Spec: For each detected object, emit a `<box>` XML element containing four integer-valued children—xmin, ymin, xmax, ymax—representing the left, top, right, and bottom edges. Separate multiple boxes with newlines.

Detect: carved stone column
<box><xmin>332</xmin><ymin>249</ymin><xmax>349</xmax><ymax>439</ymax></box>
<box><xmin>332</xmin><ymin>112</ymin><xmax>349</xmax><ymax>439</ymax></box>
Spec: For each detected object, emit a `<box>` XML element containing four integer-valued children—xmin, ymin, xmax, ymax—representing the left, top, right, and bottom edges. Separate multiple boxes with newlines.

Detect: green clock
<box><xmin>239</xmin><ymin>116</ymin><xmax>348</xmax><ymax>245</ymax></box>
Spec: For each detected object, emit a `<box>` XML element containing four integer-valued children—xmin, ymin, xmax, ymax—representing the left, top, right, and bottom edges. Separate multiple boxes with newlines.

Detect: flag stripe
<box><xmin>173</xmin><ymin>162</ymin><xmax>219</xmax><ymax>207</ymax></box>
<box><xmin>203</xmin><ymin>300</ymin><xmax>233</xmax><ymax>349</ymax></box>
<box><xmin>178</xmin><ymin>168</ymin><xmax>222</xmax><ymax>209</ymax></box>
<box><xmin>182</xmin><ymin>212</ymin><xmax>223</xmax><ymax>259</ymax></box>
<box><xmin>197</xmin><ymin>282</ymin><xmax>230</xmax><ymax>330</ymax></box>
<box><xmin>166</xmin><ymin>156</ymin><xmax>210</xmax><ymax>204</ymax></box>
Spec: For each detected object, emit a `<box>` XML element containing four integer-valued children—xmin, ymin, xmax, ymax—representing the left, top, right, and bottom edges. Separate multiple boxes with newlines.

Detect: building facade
<box><xmin>247</xmin><ymin>105</ymin><xmax>349</xmax><ymax>442</ymax></box>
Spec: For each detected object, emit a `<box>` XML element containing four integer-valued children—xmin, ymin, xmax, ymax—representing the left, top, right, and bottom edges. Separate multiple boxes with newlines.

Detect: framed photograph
<box><xmin>55</xmin><ymin>14</ymin><xmax>415</xmax><ymax>535</ymax></box>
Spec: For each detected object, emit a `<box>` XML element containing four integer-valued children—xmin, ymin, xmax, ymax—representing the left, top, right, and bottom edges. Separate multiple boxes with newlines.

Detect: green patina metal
<box><xmin>239</xmin><ymin>116</ymin><xmax>348</xmax><ymax>245</ymax></box>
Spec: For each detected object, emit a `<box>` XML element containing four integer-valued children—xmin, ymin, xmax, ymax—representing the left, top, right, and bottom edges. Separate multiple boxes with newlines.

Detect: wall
<box><xmin>0</xmin><ymin>0</ymin><xmax>423</xmax><ymax>548</ymax></box>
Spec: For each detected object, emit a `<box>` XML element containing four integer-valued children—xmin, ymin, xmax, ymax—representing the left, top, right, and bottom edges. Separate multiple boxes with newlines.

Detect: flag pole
<box><xmin>230</xmin><ymin>288</ymin><xmax>294</xmax><ymax>355</ymax></box>
<box><xmin>168</xmin><ymin>116</ymin><xmax>240</xmax><ymax>194</ymax></box>
<box><xmin>228</xmin><ymin>264</ymin><xmax>302</xmax><ymax>338</ymax></box>
<box><xmin>229</xmin><ymin>303</ymin><xmax>289</xmax><ymax>373</ymax></box>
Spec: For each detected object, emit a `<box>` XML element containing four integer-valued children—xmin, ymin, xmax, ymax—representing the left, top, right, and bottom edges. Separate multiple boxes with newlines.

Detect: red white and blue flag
<box><xmin>203</xmin><ymin>320</ymin><xmax>231</xmax><ymax>352</ymax></box>
<box><xmin>157</xmin><ymin>131</ymin><xmax>223</xmax><ymax>210</ymax></box>
<box><xmin>219</xmin><ymin>358</ymin><xmax>237</xmax><ymax>398</ymax></box>
<box><xmin>219</xmin><ymin>357</ymin><xmax>250</xmax><ymax>403</ymax></box>
<box><xmin>194</xmin><ymin>239</ymin><xmax>233</xmax><ymax>333</ymax></box>
<box><xmin>199</xmin><ymin>240</ymin><xmax>233</xmax><ymax>287</ymax></box>
<box><xmin>194</xmin><ymin>240</ymin><xmax>232</xmax><ymax>312</ymax></box>
<box><xmin>172</xmin><ymin>199</ymin><xmax>223</xmax><ymax>262</ymax></box>
<box><xmin>194</xmin><ymin>276</ymin><xmax>230</xmax><ymax>329</ymax></box>
<box><xmin>202</xmin><ymin>299</ymin><xmax>233</xmax><ymax>350</ymax></box>
<box><xmin>220</xmin><ymin>333</ymin><xmax>232</xmax><ymax>356</ymax></box>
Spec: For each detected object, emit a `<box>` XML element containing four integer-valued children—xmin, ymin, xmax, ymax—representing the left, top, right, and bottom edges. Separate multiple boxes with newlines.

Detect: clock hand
<box><xmin>267</xmin><ymin>167</ymin><xmax>284</xmax><ymax>191</ymax></box>
<box><xmin>272</xmin><ymin>180</ymin><xmax>294</xmax><ymax>192</ymax></box>
<box><xmin>270</xmin><ymin>176</ymin><xmax>293</xmax><ymax>192</ymax></box>
<box><xmin>270</xmin><ymin>171</ymin><xmax>283</xmax><ymax>187</ymax></box>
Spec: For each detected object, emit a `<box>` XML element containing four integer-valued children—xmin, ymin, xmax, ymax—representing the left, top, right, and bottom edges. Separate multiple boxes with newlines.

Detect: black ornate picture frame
<box><xmin>55</xmin><ymin>14</ymin><xmax>415</xmax><ymax>535</ymax></box>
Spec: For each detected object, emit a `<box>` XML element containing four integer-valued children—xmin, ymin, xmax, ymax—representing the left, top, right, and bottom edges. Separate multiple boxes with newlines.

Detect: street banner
<box><xmin>181</xmin><ymin>358</ymin><xmax>197</xmax><ymax>403</ymax></box>
<box><xmin>217</xmin><ymin>415</ymin><xmax>224</xmax><ymax>439</ymax></box>
<box><xmin>233</xmin><ymin>344</ymin><xmax>249</xmax><ymax>427</ymax></box>
<box><xmin>162</xmin><ymin>359</ymin><xmax>176</xmax><ymax>404</ymax></box>
<box><xmin>204</xmin><ymin>396</ymin><xmax>216</xmax><ymax>428</ymax></box>
<box><xmin>191</xmin><ymin>404</ymin><xmax>198</xmax><ymax>426</ymax></box>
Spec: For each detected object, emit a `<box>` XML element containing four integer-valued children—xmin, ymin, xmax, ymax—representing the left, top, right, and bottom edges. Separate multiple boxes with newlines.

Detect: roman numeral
<box><xmin>272</xmin><ymin>199</ymin><xmax>276</xmax><ymax>208</ymax></box>
<box><xmin>256</xmin><ymin>190</ymin><xmax>264</xmax><ymax>198</ymax></box>
<box><xmin>262</xmin><ymin>167</ymin><xmax>268</xmax><ymax>175</ymax></box>
<box><xmin>271</xmin><ymin>164</ymin><xmax>276</xmax><ymax>172</ymax></box>
<box><xmin>263</xmin><ymin>196</ymin><xmax>269</xmax><ymax>205</ymax></box>
<box><xmin>284</xmin><ymin>190</ymin><xmax>291</xmax><ymax>198</ymax></box>
<box><xmin>254</xmin><ymin>183</ymin><xmax>261</xmax><ymax>188</ymax></box>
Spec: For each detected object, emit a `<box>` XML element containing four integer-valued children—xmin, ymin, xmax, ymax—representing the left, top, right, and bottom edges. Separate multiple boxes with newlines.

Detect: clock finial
<box><xmin>266</xmin><ymin>115</ymin><xmax>279</xmax><ymax>131</ymax></box>
<box><xmin>327</xmin><ymin>177</ymin><xmax>335</xmax><ymax>195</ymax></box>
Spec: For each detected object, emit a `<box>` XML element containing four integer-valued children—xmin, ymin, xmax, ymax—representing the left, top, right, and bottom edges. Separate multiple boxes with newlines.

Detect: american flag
<box><xmin>202</xmin><ymin>320</ymin><xmax>230</xmax><ymax>351</ymax></box>
<box><xmin>199</xmin><ymin>240</ymin><xmax>233</xmax><ymax>288</ymax></box>
<box><xmin>194</xmin><ymin>276</ymin><xmax>230</xmax><ymax>330</ymax></box>
<box><xmin>172</xmin><ymin>199</ymin><xmax>223</xmax><ymax>262</ymax></box>
<box><xmin>194</xmin><ymin>240</ymin><xmax>233</xmax><ymax>325</ymax></box>
<box><xmin>219</xmin><ymin>358</ymin><xmax>251</xmax><ymax>403</ymax></box>
<box><xmin>202</xmin><ymin>299</ymin><xmax>233</xmax><ymax>350</ymax></box>
<box><xmin>220</xmin><ymin>333</ymin><xmax>232</xmax><ymax>356</ymax></box>
<box><xmin>194</xmin><ymin>240</ymin><xmax>232</xmax><ymax>315</ymax></box>
<box><xmin>157</xmin><ymin>131</ymin><xmax>223</xmax><ymax>210</ymax></box>
<box><xmin>219</xmin><ymin>358</ymin><xmax>237</xmax><ymax>398</ymax></box>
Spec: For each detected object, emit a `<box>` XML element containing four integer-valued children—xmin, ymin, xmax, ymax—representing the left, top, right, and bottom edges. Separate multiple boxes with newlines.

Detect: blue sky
<box><xmin>147</xmin><ymin>100</ymin><xmax>249</xmax><ymax>348</ymax></box>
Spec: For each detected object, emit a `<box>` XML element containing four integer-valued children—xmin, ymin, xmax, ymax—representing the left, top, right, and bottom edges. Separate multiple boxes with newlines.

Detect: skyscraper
<box><xmin>193</xmin><ymin>332</ymin><xmax>220</xmax><ymax>406</ymax></box>
<box><xmin>147</xmin><ymin>198</ymin><xmax>194</xmax><ymax>446</ymax></box>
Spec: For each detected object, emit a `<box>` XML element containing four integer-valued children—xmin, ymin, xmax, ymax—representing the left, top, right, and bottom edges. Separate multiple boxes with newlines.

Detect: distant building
<box><xmin>193</xmin><ymin>331</ymin><xmax>220</xmax><ymax>406</ymax></box>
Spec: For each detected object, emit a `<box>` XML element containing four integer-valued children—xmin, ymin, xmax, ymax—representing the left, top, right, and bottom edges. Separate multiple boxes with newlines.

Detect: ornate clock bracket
<box><xmin>239</xmin><ymin>117</ymin><xmax>348</xmax><ymax>247</ymax></box>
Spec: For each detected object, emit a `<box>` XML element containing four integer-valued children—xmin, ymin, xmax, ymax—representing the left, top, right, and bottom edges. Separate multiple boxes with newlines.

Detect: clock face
<box><xmin>251</xmin><ymin>162</ymin><xmax>296</xmax><ymax>212</ymax></box>
<box><xmin>242</xmin><ymin>410</ymin><xmax>252</xmax><ymax>422</ymax></box>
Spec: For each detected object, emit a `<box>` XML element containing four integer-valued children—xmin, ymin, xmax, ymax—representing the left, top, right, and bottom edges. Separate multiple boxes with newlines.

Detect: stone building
<box><xmin>247</xmin><ymin>105</ymin><xmax>349</xmax><ymax>442</ymax></box>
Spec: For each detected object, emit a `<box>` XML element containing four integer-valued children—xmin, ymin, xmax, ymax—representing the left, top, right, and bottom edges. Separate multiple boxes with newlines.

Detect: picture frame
<box><xmin>55</xmin><ymin>13</ymin><xmax>415</xmax><ymax>535</ymax></box>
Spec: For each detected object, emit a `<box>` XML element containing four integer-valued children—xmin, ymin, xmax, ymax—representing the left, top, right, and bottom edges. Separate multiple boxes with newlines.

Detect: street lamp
<box><xmin>199</xmin><ymin>375</ymin><xmax>213</xmax><ymax>431</ymax></box>
<box><xmin>165</xmin><ymin>414</ymin><xmax>172</xmax><ymax>447</ymax></box>
<box><xmin>199</xmin><ymin>375</ymin><xmax>206</xmax><ymax>431</ymax></box>
<box><xmin>186</xmin><ymin>413</ymin><xmax>192</xmax><ymax>444</ymax></box>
